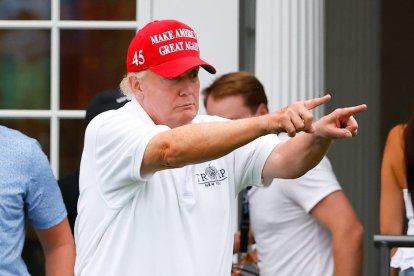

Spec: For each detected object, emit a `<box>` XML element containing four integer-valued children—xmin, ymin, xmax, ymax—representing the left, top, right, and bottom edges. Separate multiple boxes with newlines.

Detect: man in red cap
<box><xmin>74</xmin><ymin>19</ymin><xmax>367</xmax><ymax>276</ymax></box>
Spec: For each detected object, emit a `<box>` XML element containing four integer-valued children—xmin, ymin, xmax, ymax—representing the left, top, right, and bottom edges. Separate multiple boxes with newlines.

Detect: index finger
<box><xmin>304</xmin><ymin>94</ymin><xmax>331</xmax><ymax>110</ymax></box>
<box><xmin>338</xmin><ymin>104</ymin><xmax>368</xmax><ymax>117</ymax></box>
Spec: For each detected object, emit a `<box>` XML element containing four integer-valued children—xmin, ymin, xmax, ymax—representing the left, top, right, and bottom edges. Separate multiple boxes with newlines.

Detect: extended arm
<box><xmin>311</xmin><ymin>191</ymin><xmax>364</xmax><ymax>276</ymax></box>
<box><xmin>142</xmin><ymin>95</ymin><xmax>367</xmax><ymax>179</ymax></box>
<box><xmin>141</xmin><ymin>95</ymin><xmax>332</xmax><ymax>175</ymax></box>
<box><xmin>35</xmin><ymin>218</ymin><xmax>75</xmax><ymax>276</ymax></box>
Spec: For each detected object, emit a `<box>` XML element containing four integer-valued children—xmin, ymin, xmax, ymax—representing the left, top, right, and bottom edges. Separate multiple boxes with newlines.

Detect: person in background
<box><xmin>58</xmin><ymin>89</ymin><xmax>129</xmax><ymax>232</ymax></box>
<box><xmin>203</xmin><ymin>71</ymin><xmax>364</xmax><ymax>276</ymax></box>
<box><xmin>380</xmin><ymin>109</ymin><xmax>414</xmax><ymax>276</ymax></box>
<box><xmin>0</xmin><ymin>125</ymin><xmax>75</xmax><ymax>275</ymax></box>
<box><xmin>74</xmin><ymin>19</ymin><xmax>367</xmax><ymax>276</ymax></box>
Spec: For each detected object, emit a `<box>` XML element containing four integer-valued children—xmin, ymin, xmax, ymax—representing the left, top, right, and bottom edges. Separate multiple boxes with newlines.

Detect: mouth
<box><xmin>176</xmin><ymin>103</ymin><xmax>195</xmax><ymax>109</ymax></box>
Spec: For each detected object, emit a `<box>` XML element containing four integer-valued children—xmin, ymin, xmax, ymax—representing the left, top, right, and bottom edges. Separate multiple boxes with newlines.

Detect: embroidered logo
<box><xmin>205</xmin><ymin>164</ymin><xmax>218</xmax><ymax>180</ymax></box>
<box><xmin>196</xmin><ymin>163</ymin><xmax>227</xmax><ymax>187</ymax></box>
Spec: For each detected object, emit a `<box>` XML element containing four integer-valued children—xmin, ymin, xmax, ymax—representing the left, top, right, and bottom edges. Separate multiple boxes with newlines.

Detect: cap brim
<box><xmin>150</xmin><ymin>56</ymin><xmax>216</xmax><ymax>78</ymax></box>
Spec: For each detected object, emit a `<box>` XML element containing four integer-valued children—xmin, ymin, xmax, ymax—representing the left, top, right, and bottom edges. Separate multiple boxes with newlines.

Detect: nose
<box><xmin>179</xmin><ymin>89</ymin><xmax>192</xmax><ymax>96</ymax></box>
<box><xmin>178</xmin><ymin>80</ymin><xmax>196</xmax><ymax>96</ymax></box>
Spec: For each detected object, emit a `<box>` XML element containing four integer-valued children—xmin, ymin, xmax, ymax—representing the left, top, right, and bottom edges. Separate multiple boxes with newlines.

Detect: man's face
<box><xmin>135</xmin><ymin>67</ymin><xmax>200</xmax><ymax>128</ymax></box>
<box><xmin>205</xmin><ymin>94</ymin><xmax>255</xmax><ymax>119</ymax></box>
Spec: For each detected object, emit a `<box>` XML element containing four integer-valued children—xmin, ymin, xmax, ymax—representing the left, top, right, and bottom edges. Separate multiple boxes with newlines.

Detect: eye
<box><xmin>189</xmin><ymin>68</ymin><xmax>199</xmax><ymax>80</ymax></box>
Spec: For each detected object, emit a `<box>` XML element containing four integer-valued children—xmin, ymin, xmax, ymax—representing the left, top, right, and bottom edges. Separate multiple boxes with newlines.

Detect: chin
<box><xmin>174</xmin><ymin>112</ymin><xmax>197</xmax><ymax>127</ymax></box>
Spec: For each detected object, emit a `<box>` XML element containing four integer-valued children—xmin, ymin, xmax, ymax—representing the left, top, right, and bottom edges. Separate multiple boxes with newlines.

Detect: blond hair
<box><xmin>119</xmin><ymin>70</ymin><xmax>148</xmax><ymax>97</ymax></box>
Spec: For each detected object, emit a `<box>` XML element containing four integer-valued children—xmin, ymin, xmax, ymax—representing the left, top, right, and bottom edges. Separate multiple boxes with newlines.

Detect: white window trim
<box><xmin>0</xmin><ymin>1</ymin><xmax>148</xmax><ymax>177</ymax></box>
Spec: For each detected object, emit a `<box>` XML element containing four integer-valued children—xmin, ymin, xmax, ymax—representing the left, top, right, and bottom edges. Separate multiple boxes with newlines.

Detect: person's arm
<box><xmin>142</xmin><ymin>94</ymin><xmax>366</xmax><ymax>177</ymax></box>
<box><xmin>380</xmin><ymin>125</ymin><xmax>406</xmax><ymax>237</ymax></box>
<box><xmin>311</xmin><ymin>190</ymin><xmax>364</xmax><ymax>276</ymax></box>
<box><xmin>141</xmin><ymin>95</ymin><xmax>331</xmax><ymax>175</ymax></box>
<box><xmin>35</xmin><ymin>218</ymin><xmax>75</xmax><ymax>276</ymax></box>
<box><xmin>380</xmin><ymin>125</ymin><xmax>406</xmax><ymax>276</ymax></box>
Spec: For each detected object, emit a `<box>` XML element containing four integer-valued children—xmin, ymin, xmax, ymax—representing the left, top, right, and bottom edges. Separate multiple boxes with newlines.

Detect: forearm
<box><xmin>44</xmin><ymin>243</ymin><xmax>75</xmax><ymax>276</ymax></box>
<box><xmin>168</xmin><ymin>119</ymin><xmax>267</xmax><ymax>162</ymax></box>
<box><xmin>142</xmin><ymin>116</ymin><xmax>269</xmax><ymax>174</ymax></box>
<box><xmin>36</xmin><ymin>219</ymin><xmax>75</xmax><ymax>276</ymax></box>
<box><xmin>264</xmin><ymin>132</ymin><xmax>332</xmax><ymax>179</ymax></box>
<box><xmin>332</xmin><ymin>226</ymin><xmax>363</xmax><ymax>276</ymax></box>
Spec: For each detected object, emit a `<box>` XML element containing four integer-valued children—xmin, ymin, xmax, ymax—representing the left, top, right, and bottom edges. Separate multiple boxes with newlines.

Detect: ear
<box><xmin>256</xmin><ymin>103</ymin><xmax>269</xmax><ymax>116</ymax></box>
<box><xmin>129</xmin><ymin>75</ymin><xmax>144</xmax><ymax>101</ymax></box>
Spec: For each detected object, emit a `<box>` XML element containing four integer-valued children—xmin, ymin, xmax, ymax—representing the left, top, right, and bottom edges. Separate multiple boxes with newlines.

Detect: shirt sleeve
<box><xmin>25</xmin><ymin>140</ymin><xmax>67</xmax><ymax>229</ymax></box>
<box><xmin>233</xmin><ymin>134</ymin><xmax>280</xmax><ymax>193</ymax></box>
<box><xmin>92</xmin><ymin>114</ymin><xmax>170</xmax><ymax>207</ymax></box>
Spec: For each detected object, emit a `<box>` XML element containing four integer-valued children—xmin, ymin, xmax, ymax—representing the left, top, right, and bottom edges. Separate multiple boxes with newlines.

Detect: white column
<box><xmin>255</xmin><ymin>0</ymin><xmax>324</xmax><ymax>118</ymax></box>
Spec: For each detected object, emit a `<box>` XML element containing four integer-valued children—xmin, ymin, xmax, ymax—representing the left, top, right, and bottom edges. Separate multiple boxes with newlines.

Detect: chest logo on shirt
<box><xmin>195</xmin><ymin>163</ymin><xmax>227</xmax><ymax>188</ymax></box>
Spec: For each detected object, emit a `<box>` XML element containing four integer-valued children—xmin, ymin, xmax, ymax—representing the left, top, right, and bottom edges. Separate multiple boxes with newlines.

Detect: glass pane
<box><xmin>0</xmin><ymin>119</ymin><xmax>50</xmax><ymax>157</ymax></box>
<box><xmin>61</xmin><ymin>0</ymin><xmax>135</xmax><ymax>21</ymax></box>
<box><xmin>60</xmin><ymin>29</ymin><xmax>134</xmax><ymax>109</ymax></box>
<box><xmin>59</xmin><ymin>118</ymin><xmax>85</xmax><ymax>178</ymax></box>
<box><xmin>0</xmin><ymin>29</ymin><xmax>50</xmax><ymax>109</ymax></box>
<box><xmin>0</xmin><ymin>0</ymin><xmax>51</xmax><ymax>20</ymax></box>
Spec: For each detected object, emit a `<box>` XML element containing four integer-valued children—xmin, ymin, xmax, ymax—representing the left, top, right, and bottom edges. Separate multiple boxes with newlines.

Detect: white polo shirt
<box><xmin>74</xmin><ymin>98</ymin><xmax>279</xmax><ymax>276</ymax></box>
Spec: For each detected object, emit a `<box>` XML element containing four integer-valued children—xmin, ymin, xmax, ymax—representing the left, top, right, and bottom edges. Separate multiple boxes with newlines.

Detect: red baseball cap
<box><xmin>126</xmin><ymin>19</ymin><xmax>216</xmax><ymax>78</ymax></box>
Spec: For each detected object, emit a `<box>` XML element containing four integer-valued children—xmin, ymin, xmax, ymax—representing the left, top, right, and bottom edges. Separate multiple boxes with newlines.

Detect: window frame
<box><xmin>0</xmin><ymin>1</ymin><xmax>147</xmax><ymax>177</ymax></box>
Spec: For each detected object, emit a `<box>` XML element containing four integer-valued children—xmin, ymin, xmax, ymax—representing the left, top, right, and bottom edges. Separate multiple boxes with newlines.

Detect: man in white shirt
<box><xmin>203</xmin><ymin>71</ymin><xmax>363</xmax><ymax>276</ymax></box>
<box><xmin>74</xmin><ymin>19</ymin><xmax>366</xmax><ymax>276</ymax></box>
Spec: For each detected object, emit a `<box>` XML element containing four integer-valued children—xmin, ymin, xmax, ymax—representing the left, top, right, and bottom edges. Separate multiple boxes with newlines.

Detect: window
<box><xmin>0</xmin><ymin>0</ymin><xmax>137</xmax><ymax>178</ymax></box>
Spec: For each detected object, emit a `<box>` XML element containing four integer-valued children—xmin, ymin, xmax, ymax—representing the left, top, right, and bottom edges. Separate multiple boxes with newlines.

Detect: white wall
<box><xmin>138</xmin><ymin>0</ymin><xmax>239</xmax><ymax>114</ymax></box>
